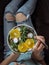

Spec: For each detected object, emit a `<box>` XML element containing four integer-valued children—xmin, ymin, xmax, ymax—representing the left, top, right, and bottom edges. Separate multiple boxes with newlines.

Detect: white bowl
<box><xmin>7</xmin><ymin>24</ymin><xmax>37</xmax><ymax>53</ymax></box>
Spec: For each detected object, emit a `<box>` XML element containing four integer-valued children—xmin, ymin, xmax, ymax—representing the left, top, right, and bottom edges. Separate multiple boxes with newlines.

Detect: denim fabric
<box><xmin>17</xmin><ymin>0</ymin><xmax>37</xmax><ymax>17</ymax></box>
<box><xmin>5</xmin><ymin>51</ymin><xmax>42</xmax><ymax>65</ymax></box>
<box><xmin>4</xmin><ymin>17</ymin><xmax>16</xmax><ymax>56</ymax></box>
<box><xmin>4</xmin><ymin>0</ymin><xmax>23</xmax><ymax>15</ymax></box>
<box><xmin>4</xmin><ymin>0</ymin><xmax>42</xmax><ymax>65</ymax></box>
<box><xmin>4</xmin><ymin>19</ymin><xmax>42</xmax><ymax>65</ymax></box>
<box><xmin>17</xmin><ymin>17</ymin><xmax>34</xmax><ymax>27</ymax></box>
<box><xmin>4</xmin><ymin>0</ymin><xmax>23</xmax><ymax>55</ymax></box>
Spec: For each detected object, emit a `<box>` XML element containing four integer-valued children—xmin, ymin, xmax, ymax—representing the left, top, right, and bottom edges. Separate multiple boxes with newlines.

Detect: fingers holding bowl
<box><xmin>34</xmin><ymin>36</ymin><xmax>48</xmax><ymax>49</ymax></box>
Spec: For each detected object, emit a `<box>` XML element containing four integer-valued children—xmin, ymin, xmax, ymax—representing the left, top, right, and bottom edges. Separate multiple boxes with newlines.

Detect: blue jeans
<box><xmin>4</xmin><ymin>0</ymin><xmax>42</xmax><ymax>65</ymax></box>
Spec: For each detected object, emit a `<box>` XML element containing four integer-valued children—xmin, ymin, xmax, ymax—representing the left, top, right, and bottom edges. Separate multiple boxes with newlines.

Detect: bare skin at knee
<box><xmin>15</xmin><ymin>13</ymin><xmax>27</xmax><ymax>22</ymax></box>
<box><xmin>14</xmin><ymin>62</ymin><xmax>18</xmax><ymax>65</ymax></box>
<box><xmin>5</xmin><ymin>13</ymin><xmax>15</xmax><ymax>21</ymax></box>
<box><xmin>14</xmin><ymin>63</ymin><xmax>26</xmax><ymax>65</ymax></box>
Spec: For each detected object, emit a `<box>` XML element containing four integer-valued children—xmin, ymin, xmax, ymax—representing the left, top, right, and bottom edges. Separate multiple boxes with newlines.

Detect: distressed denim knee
<box><xmin>16</xmin><ymin>0</ymin><xmax>37</xmax><ymax>18</ymax></box>
<box><xmin>4</xmin><ymin>4</ymin><xmax>15</xmax><ymax>22</ymax></box>
<box><xmin>5</xmin><ymin>13</ymin><xmax>15</xmax><ymax>21</ymax></box>
<box><xmin>15</xmin><ymin>0</ymin><xmax>37</xmax><ymax>23</ymax></box>
<box><xmin>15</xmin><ymin>13</ymin><xmax>27</xmax><ymax>22</ymax></box>
<box><xmin>4</xmin><ymin>0</ymin><xmax>24</xmax><ymax>22</ymax></box>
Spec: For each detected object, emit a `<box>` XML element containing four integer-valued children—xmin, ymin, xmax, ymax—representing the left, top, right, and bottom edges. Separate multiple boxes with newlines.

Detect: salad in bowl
<box><xmin>7</xmin><ymin>24</ymin><xmax>37</xmax><ymax>53</ymax></box>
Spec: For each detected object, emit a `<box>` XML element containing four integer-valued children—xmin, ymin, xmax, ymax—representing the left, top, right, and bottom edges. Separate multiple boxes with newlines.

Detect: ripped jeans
<box><xmin>4</xmin><ymin>0</ymin><xmax>42</xmax><ymax>65</ymax></box>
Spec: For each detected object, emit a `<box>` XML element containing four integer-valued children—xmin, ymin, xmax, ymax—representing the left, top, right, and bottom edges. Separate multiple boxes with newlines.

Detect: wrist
<box><xmin>9</xmin><ymin>53</ymin><xmax>19</xmax><ymax>62</ymax></box>
<box><xmin>39</xmin><ymin>60</ymin><xmax>46</xmax><ymax>65</ymax></box>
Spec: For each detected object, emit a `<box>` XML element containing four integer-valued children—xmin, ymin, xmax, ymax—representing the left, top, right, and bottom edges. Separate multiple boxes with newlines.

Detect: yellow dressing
<box><xmin>10</xmin><ymin>28</ymin><xmax>21</xmax><ymax>39</ymax></box>
<box><xmin>18</xmin><ymin>43</ymin><xmax>28</xmax><ymax>52</ymax></box>
<box><xmin>25</xmin><ymin>39</ymin><xmax>34</xmax><ymax>49</ymax></box>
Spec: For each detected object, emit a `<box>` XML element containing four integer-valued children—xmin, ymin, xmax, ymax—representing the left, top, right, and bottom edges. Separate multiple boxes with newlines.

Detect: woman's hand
<box><xmin>32</xmin><ymin>36</ymin><xmax>45</xmax><ymax>61</ymax></box>
<box><xmin>0</xmin><ymin>53</ymin><xmax>19</xmax><ymax>65</ymax></box>
<box><xmin>9</xmin><ymin>53</ymin><xmax>19</xmax><ymax>62</ymax></box>
<box><xmin>31</xmin><ymin>36</ymin><xmax>47</xmax><ymax>65</ymax></box>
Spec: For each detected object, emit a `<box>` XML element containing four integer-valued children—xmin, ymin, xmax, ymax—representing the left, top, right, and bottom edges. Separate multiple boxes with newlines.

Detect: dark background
<box><xmin>0</xmin><ymin>0</ymin><xmax>49</xmax><ymax>65</ymax></box>
<box><xmin>0</xmin><ymin>0</ymin><xmax>11</xmax><ymax>62</ymax></box>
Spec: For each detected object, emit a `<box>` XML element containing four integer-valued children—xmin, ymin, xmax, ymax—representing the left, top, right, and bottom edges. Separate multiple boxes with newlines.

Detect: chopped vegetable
<box><xmin>27</xmin><ymin>33</ymin><xmax>33</xmax><ymax>38</ymax></box>
<box><xmin>25</xmin><ymin>39</ymin><xmax>34</xmax><ymax>49</ymax></box>
<box><xmin>10</xmin><ymin>28</ymin><xmax>21</xmax><ymax>38</ymax></box>
<box><xmin>18</xmin><ymin>42</ymin><xmax>28</xmax><ymax>52</ymax></box>
<box><xmin>13</xmin><ymin>38</ymin><xmax>18</xmax><ymax>43</ymax></box>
